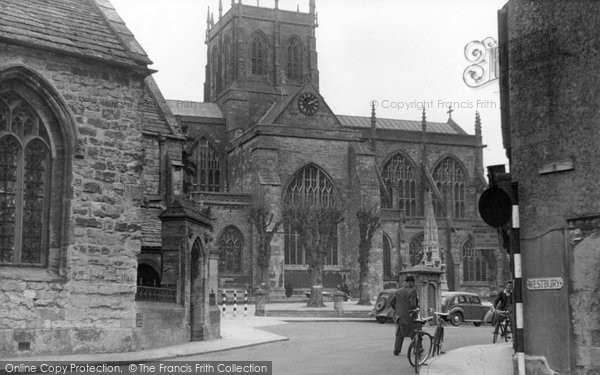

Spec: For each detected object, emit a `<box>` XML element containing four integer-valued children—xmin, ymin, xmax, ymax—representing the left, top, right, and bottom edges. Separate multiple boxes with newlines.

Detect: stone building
<box><xmin>499</xmin><ymin>1</ymin><xmax>600</xmax><ymax>374</ymax></box>
<box><xmin>176</xmin><ymin>0</ymin><xmax>509</xmax><ymax>302</ymax></box>
<box><xmin>0</xmin><ymin>0</ymin><xmax>218</xmax><ymax>357</ymax></box>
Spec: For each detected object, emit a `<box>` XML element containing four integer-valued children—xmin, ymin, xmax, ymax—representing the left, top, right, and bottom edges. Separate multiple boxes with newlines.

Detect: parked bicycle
<box><xmin>492</xmin><ymin>309</ymin><xmax>512</xmax><ymax>343</ymax></box>
<box><xmin>430</xmin><ymin>309</ymin><xmax>450</xmax><ymax>357</ymax></box>
<box><xmin>407</xmin><ymin>308</ymin><xmax>433</xmax><ymax>373</ymax></box>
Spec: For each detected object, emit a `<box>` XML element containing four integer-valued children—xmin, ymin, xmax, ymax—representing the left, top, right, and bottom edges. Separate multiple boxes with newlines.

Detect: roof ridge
<box><xmin>90</xmin><ymin>0</ymin><xmax>152</xmax><ymax>66</ymax></box>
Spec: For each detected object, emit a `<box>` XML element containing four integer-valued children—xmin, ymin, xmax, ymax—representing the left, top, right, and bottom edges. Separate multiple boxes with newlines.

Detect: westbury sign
<box><xmin>526</xmin><ymin>277</ymin><xmax>564</xmax><ymax>290</ymax></box>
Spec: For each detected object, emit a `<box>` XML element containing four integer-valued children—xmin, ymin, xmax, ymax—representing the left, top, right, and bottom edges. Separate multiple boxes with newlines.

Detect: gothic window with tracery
<box><xmin>251</xmin><ymin>34</ymin><xmax>267</xmax><ymax>75</ymax></box>
<box><xmin>432</xmin><ymin>156</ymin><xmax>466</xmax><ymax>218</ymax></box>
<box><xmin>284</xmin><ymin>165</ymin><xmax>338</xmax><ymax>265</ymax></box>
<box><xmin>381</xmin><ymin>153</ymin><xmax>417</xmax><ymax>217</ymax></box>
<box><xmin>218</xmin><ymin>226</ymin><xmax>243</xmax><ymax>274</ymax></box>
<box><xmin>0</xmin><ymin>93</ymin><xmax>51</xmax><ymax>266</ymax></box>
<box><xmin>223</xmin><ymin>36</ymin><xmax>232</xmax><ymax>85</ymax></box>
<box><xmin>462</xmin><ymin>238</ymin><xmax>490</xmax><ymax>282</ymax></box>
<box><xmin>186</xmin><ymin>137</ymin><xmax>221</xmax><ymax>192</ymax></box>
<box><xmin>287</xmin><ymin>38</ymin><xmax>302</xmax><ymax>80</ymax></box>
<box><xmin>409</xmin><ymin>233</ymin><xmax>424</xmax><ymax>266</ymax></box>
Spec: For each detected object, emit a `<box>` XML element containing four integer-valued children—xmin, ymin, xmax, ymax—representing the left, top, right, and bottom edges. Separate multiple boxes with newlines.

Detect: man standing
<box><xmin>390</xmin><ymin>275</ymin><xmax>418</xmax><ymax>355</ymax></box>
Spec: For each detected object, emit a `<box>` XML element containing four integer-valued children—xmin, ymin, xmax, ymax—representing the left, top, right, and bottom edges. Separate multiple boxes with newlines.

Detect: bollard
<box><xmin>333</xmin><ymin>290</ymin><xmax>345</xmax><ymax>316</ymax></box>
<box><xmin>254</xmin><ymin>288</ymin><xmax>266</xmax><ymax>316</ymax></box>
<box><xmin>244</xmin><ymin>290</ymin><xmax>248</xmax><ymax>316</ymax></box>
<box><xmin>222</xmin><ymin>291</ymin><xmax>226</xmax><ymax>316</ymax></box>
<box><xmin>233</xmin><ymin>290</ymin><xmax>237</xmax><ymax>317</ymax></box>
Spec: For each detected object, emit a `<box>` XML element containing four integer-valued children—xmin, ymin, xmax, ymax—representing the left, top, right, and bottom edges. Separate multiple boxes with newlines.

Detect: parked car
<box><xmin>371</xmin><ymin>289</ymin><xmax>397</xmax><ymax>323</ymax></box>
<box><xmin>442</xmin><ymin>291</ymin><xmax>493</xmax><ymax>327</ymax></box>
<box><xmin>371</xmin><ymin>289</ymin><xmax>493</xmax><ymax>326</ymax></box>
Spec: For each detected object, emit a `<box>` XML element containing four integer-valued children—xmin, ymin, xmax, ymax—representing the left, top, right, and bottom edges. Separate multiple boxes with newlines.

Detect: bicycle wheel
<box><xmin>503</xmin><ymin>320</ymin><xmax>512</xmax><ymax>342</ymax></box>
<box><xmin>408</xmin><ymin>332</ymin><xmax>433</xmax><ymax>367</ymax></box>
<box><xmin>492</xmin><ymin>321</ymin><xmax>501</xmax><ymax>343</ymax></box>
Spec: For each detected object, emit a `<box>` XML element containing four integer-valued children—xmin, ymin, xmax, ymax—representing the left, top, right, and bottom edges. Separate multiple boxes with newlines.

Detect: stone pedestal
<box><xmin>400</xmin><ymin>265</ymin><xmax>443</xmax><ymax>319</ymax></box>
<box><xmin>254</xmin><ymin>288</ymin><xmax>267</xmax><ymax>316</ymax></box>
<box><xmin>333</xmin><ymin>291</ymin><xmax>345</xmax><ymax>316</ymax></box>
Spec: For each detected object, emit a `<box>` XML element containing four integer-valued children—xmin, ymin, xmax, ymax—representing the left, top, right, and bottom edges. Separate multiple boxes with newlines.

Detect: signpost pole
<box><xmin>511</xmin><ymin>182</ymin><xmax>525</xmax><ymax>375</ymax></box>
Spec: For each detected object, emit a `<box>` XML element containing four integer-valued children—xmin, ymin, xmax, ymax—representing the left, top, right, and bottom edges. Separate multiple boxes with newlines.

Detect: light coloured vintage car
<box><xmin>441</xmin><ymin>291</ymin><xmax>493</xmax><ymax>326</ymax></box>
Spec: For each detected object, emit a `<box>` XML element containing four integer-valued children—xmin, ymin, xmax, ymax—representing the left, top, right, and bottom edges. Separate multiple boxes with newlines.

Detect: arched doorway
<box><xmin>190</xmin><ymin>238</ymin><xmax>205</xmax><ymax>341</ymax></box>
<box><xmin>427</xmin><ymin>283</ymin><xmax>437</xmax><ymax>317</ymax></box>
<box><xmin>137</xmin><ymin>263</ymin><xmax>160</xmax><ymax>286</ymax></box>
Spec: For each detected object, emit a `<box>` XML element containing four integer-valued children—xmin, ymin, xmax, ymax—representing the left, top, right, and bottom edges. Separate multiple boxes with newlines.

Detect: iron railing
<box><xmin>135</xmin><ymin>286</ymin><xmax>177</xmax><ymax>303</ymax></box>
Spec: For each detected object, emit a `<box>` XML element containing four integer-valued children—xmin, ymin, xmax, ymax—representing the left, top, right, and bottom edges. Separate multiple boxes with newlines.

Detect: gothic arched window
<box><xmin>381</xmin><ymin>153</ymin><xmax>417</xmax><ymax>217</ymax></box>
<box><xmin>383</xmin><ymin>233</ymin><xmax>393</xmax><ymax>280</ymax></box>
<box><xmin>284</xmin><ymin>165</ymin><xmax>338</xmax><ymax>265</ymax></box>
<box><xmin>409</xmin><ymin>233</ymin><xmax>424</xmax><ymax>266</ymax></box>
<box><xmin>432</xmin><ymin>156</ymin><xmax>466</xmax><ymax>218</ymax></box>
<box><xmin>286</xmin><ymin>38</ymin><xmax>302</xmax><ymax>80</ymax></box>
<box><xmin>186</xmin><ymin>136</ymin><xmax>221</xmax><ymax>192</ymax></box>
<box><xmin>218</xmin><ymin>226</ymin><xmax>244</xmax><ymax>274</ymax></box>
<box><xmin>223</xmin><ymin>36</ymin><xmax>232</xmax><ymax>85</ymax></box>
<box><xmin>462</xmin><ymin>238</ymin><xmax>490</xmax><ymax>282</ymax></box>
<box><xmin>251</xmin><ymin>34</ymin><xmax>267</xmax><ymax>75</ymax></box>
<box><xmin>0</xmin><ymin>93</ymin><xmax>52</xmax><ymax>265</ymax></box>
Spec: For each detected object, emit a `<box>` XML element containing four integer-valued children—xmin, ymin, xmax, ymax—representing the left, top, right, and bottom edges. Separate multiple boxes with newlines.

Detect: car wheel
<box><xmin>450</xmin><ymin>312</ymin><xmax>463</xmax><ymax>326</ymax></box>
<box><xmin>473</xmin><ymin>322</ymin><xmax>482</xmax><ymax>327</ymax></box>
<box><xmin>374</xmin><ymin>299</ymin><xmax>386</xmax><ymax>312</ymax></box>
<box><xmin>376</xmin><ymin>316</ymin><xmax>387</xmax><ymax>324</ymax></box>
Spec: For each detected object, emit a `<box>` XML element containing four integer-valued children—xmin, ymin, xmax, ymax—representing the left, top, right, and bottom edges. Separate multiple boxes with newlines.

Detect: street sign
<box><xmin>478</xmin><ymin>186</ymin><xmax>512</xmax><ymax>227</ymax></box>
<box><xmin>526</xmin><ymin>277</ymin><xmax>564</xmax><ymax>290</ymax></box>
<box><xmin>474</xmin><ymin>229</ymin><xmax>499</xmax><ymax>248</ymax></box>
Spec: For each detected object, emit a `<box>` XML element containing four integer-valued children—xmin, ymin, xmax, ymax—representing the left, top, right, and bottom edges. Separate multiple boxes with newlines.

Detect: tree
<box><xmin>284</xmin><ymin>206</ymin><xmax>344</xmax><ymax>307</ymax></box>
<box><xmin>356</xmin><ymin>204</ymin><xmax>381</xmax><ymax>305</ymax></box>
<box><xmin>248</xmin><ymin>189</ymin><xmax>282</xmax><ymax>290</ymax></box>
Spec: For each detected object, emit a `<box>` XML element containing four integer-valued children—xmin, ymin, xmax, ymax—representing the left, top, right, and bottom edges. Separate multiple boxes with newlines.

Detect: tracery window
<box><xmin>218</xmin><ymin>226</ymin><xmax>243</xmax><ymax>274</ymax></box>
<box><xmin>383</xmin><ymin>234</ymin><xmax>392</xmax><ymax>280</ymax></box>
<box><xmin>223</xmin><ymin>36</ymin><xmax>232</xmax><ymax>85</ymax></box>
<box><xmin>0</xmin><ymin>93</ymin><xmax>51</xmax><ymax>266</ymax></box>
<box><xmin>432</xmin><ymin>156</ymin><xmax>466</xmax><ymax>218</ymax></box>
<box><xmin>284</xmin><ymin>165</ymin><xmax>338</xmax><ymax>265</ymax></box>
<box><xmin>409</xmin><ymin>233</ymin><xmax>424</xmax><ymax>266</ymax></box>
<box><xmin>462</xmin><ymin>238</ymin><xmax>490</xmax><ymax>282</ymax></box>
<box><xmin>286</xmin><ymin>38</ymin><xmax>302</xmax><ymax>80</ymax></box>
<box><xmin>186</xmin><ymin>137</ymin><xmax>221</xmax><ymax>192</ymax></box>
<box><xmin>381</xmin><ymin>153</ymin><xmax>417</xmax><ymax>216</ymax></box>
<box><xmin>212</xmin><ymin>47</ymin><xmax>221</xmax><ymax>95</ymax></box>
<box><xmin>251</xmin><ymin>34</ymin><xmax>267</xmax><ymax>75</ymax></box>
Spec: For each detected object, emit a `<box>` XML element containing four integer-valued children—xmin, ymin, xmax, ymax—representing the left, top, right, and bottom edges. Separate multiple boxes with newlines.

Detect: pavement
<box><xmin>4</xmin><ymin>300</ymin><xmax>514</xmax><ymax>374</ymax></box>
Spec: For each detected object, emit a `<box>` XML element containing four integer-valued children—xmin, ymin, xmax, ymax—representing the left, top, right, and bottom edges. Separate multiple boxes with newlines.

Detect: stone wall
<box><xmin>0</xmin><ymin>42</ymin><xmax>148</xmax><ymax>356</ymax></box>
<box><xmin>503</xmin><ymin>1</ymin><xmax>600</xmax><ymax>373</ymax></box>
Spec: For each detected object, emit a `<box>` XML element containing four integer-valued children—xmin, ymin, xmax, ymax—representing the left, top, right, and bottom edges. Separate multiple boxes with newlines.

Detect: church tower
<box><xmin>204</xmin><ymin>0</ymin><xmax>319</xmax><ymax>134</ymax></box>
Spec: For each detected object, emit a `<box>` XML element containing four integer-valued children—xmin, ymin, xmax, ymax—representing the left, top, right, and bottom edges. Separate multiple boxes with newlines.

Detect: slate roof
<box><xmin>142</xmin><ymin>77</ymin><xmax>183</xmax><ymax>137</ymax></box>
<box><xmin>0</xmin><ymin>0</ymin><xmax>152</xmax><ymax>69</ymax></box>
<box><xmin>337</xmin><ymin>115</ymin><xmax>467</xmax><ymax>135</ymax></box>
<box><xmin>166</xmin><ymin>100</ymin><xmax>224</xmax><ymax>119</ymax></box>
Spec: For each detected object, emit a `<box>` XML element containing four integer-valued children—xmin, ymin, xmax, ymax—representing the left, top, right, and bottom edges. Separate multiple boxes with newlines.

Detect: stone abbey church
<box><xmin>0</xmin><ymin>0</ymin><xmax>506</xmax><ymax>356</ymax></box>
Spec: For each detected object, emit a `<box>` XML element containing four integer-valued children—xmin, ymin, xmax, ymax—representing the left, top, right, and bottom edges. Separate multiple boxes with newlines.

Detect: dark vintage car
<box><xmin>441</xmin><ymin>291</ymin><xmax>493</xmax><ymax>326</ymax></box>
<box><xmin>371</xmin><ymin>289</ymin><xmax>493</xmax><ymax>326</ymax></box>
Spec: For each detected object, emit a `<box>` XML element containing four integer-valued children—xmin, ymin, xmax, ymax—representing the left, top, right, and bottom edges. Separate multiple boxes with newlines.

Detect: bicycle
<box><xmin>407</xmin><ymin>308</ymin><xmax>434</xmax><ymax>373</ymax></box>
<box><xmin>492</xmin><ymin>309</ymin><xmax>512</xmax><ymax>343</ymax></box>
<box><xmin>430</xmin><ymin>310</ymin><xmax>450</xmax><ymax>357</ymax></box>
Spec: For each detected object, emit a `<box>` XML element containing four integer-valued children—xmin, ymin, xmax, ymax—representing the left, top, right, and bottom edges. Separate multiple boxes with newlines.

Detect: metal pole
<box><xmin>511</xmin><ymin>182</ymin><xmax>525</xmax><ymax>375</ymax></box>
<box><xmin>222</xmin><ymin>291</ymin><xmax>227</xmax><ymax>316</ymax></box>
<box><xmin>233</xmin><ymin>290</ymin><xmax>238</xmax><ymax>317</ymax></box>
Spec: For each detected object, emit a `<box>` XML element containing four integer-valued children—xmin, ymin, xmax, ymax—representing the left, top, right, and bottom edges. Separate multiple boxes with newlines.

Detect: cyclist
<box><xmin>492</xmin><ymin>281</ymin><xmax>514</xmax><ymax>334</ymax></box>
<box><xmin>390</xmin><ymin>275</ymin><xmax>419</xmax><ymax>356</ymax></box>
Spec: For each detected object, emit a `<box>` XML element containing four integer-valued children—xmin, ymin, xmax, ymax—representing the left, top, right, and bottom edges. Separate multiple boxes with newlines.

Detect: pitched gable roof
<box><xmin>258</xmin><ymin>80</ymin><xmax>342</xmax><ymax>127</ymax></box>
<box><xmin>0</xmin><ymin>0</ymin><xmax>152</xmax><ymax>69</ymax></box>
<box><xmin>337</xmin><ymin>115</ymin><xmax>468</xmax><ymax>135</ymax></box>
<box><xmin>142</xmin><ymin>77</ymin><xmax>183</xmax><ymax>137</ymax></box>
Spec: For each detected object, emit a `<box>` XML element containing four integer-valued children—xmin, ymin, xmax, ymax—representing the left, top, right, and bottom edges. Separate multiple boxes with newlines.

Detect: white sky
<box><xmin>111</xmin><ymin>0</ymin><xmax>509</xmax><ymax>168</ymax></box>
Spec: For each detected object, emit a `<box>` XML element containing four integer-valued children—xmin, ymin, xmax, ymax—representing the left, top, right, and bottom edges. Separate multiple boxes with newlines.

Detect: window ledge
<box><xmin>0</xmin><ymin>267</ymin><xmax>66</xmax><ymax>282</ymax></box>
